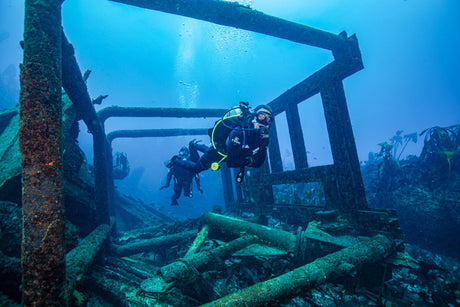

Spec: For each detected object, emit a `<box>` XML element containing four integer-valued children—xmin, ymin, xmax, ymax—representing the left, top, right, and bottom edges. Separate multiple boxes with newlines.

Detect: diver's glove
<box><xmin>160</xmin><ymin>185</ymin><xmax>169</xmax><ymax>190</ymax></box>
<box><xmin>243</xmin><ymin>156</ymin><xmax>253</xmax><ymax>166</ymax></box>
<box><xmin>189</xmin><ymin>139</ymin><xmax>203</xmax><ymax>150</ymax></box>
<box><xmin>170</xmin><ymin>155</ymin><xmax>179</xmax><ymax>163</ymax></box>
<box><xmin>166</xmin><ymin>155</ymin><xmax>179</xmax><ymax>168</ymax></box>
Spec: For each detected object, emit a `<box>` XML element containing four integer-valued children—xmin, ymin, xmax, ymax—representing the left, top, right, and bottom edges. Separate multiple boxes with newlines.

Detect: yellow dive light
<box><xmin>209</xmin><ymin>112</ymin><xmax>243</xmax><ymax>172</ymax></box>
<box><xmin>211</xmin><ymin>162</ymin><xmax>220</xmax><ymax>171</ymax></box>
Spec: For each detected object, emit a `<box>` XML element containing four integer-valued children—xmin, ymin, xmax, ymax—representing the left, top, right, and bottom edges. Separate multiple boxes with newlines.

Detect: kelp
<box><xmin>420</xmin><ymin>125</ymin><xmax>460</xmax><ymax>159</ymax></box>
<box><xmin>420</xmin><ymin>124</ymin><xmax>460</xmax><ymax>178</ymax></box>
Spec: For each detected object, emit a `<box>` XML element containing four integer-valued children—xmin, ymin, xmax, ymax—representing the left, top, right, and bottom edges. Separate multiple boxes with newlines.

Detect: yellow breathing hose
<box><xmin>210</xmin><ymin>113</ymin><xmax>242</xmax><ymax>170</ymax></box>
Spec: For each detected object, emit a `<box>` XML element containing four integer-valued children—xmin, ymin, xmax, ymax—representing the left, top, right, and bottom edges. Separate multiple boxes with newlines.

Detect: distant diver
<box><xmin>161</xmin><ymin>145</ymin><xmax>203</xmax><ymax>206</ymax></box>
<box><xmin>171</xmin><ymin>101</ymin><xmax>273</xmax><ymax>183</ymax></box>
<box><xmin>113</xmin><ymin>152</ymin><xmax>130</xmax><ymax>180</ymax></box>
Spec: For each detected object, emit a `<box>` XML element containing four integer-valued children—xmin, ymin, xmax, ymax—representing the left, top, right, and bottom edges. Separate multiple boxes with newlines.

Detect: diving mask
<box><xmin>255</xmin><ymin>110</ymin><xmax>273</xmax><ymax>126</ymax></box>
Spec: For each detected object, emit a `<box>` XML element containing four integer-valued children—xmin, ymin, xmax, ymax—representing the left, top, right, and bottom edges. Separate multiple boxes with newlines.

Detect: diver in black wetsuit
<box><xmin>172</xmin><ymin>102</ymin><xmax>273</xmax><ymax>183</ymax></box>
<box><xmin>160</xmin><ymin>146</ymin><xmax>202</xmax><ymax>206</ymax></box>
<box><xmin>113</xmin><ymin>152</ymin><xmax>130</xmax><ymax>180</ymax></box>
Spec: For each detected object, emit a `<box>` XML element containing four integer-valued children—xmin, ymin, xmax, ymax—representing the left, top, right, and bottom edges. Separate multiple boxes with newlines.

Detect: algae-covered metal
<box><xmin>202</xmin><ymin>235</ymin><xmax>395</xmax><ymax>306</ymax></box>
<box><xmin>20</xmin><ymin>0</ymin><xmax>65</xmax><ymax>305</ymax></box>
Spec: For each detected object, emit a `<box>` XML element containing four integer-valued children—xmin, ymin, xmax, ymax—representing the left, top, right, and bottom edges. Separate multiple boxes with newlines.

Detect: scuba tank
<box><xmin>225</xmin><ymin>101</ymin><xmax>254</xmax><ymax>128</ymax></box>
<box><xmin>210</xmin><ymin>102</ymin><xmax>254</xmax><ymax>172</ymax></box>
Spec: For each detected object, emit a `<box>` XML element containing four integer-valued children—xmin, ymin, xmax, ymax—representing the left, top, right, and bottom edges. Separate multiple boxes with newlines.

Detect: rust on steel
<box><xmin>20</xmin><ymin>0</ymin><xmax>66</xmax><ymax>305</ymax></box>
<box><xmin>66</xmin><ymin>224</ymin><xmax>112</xmax><ymax>300</ymax></box>
<box><xmin>200</xmin><ymin>212</ymin><xmax>296</xmax><ymax>252</ymax></box>
<box><xmin>108</xmin><ymin>0</ymin><xmax>351</xmax><ymax>52</ymax></box>
<box><xmin>61</xmin><ymin>30</ymin><xmax>111</xmax><ymax>224</ymax></box>
<box><xmin>97</xmin><ymin>106</ymin><xmax>227</xmax><ymax>125</ymax></box>
<box><xmin>107</xmin><ymin>128</ymin><xmax>209</xmax><ymax>144</ymax></box>
<box><xmin>203</xmin><ymin>235</ymin><xmax>395</xmax><ymax>306</ymax></box>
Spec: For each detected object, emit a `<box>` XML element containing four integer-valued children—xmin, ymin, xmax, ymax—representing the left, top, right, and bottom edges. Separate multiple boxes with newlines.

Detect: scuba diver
<box><xmin>113</xmin><ymin>152</ymin><xmax>130</xmax><ymax>180</ymax></box>
<box><xmin>160</xmin><ymin>145</ymin><xmax>203</xmax><ymax>206</ymax></box>
<box><xmin>172</xmin><ymin>102</ymin><xmax>273</xmax><ymax>183</ymax></box>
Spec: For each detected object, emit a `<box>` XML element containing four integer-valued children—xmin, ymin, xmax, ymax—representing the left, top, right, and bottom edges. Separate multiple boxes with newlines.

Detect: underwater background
<box><xmin>0</xmin><ymin>0</ymin><xmax>460</xmax><ymax>305</ymax></box>
<box><xmin>2</xmin><ymin>0</ymin><xmax>459</xmax><ymax>220</ymax></box>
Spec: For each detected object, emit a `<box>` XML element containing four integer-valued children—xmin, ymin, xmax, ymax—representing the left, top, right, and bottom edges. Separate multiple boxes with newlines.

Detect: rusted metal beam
<box><xmin>199</xmin><ymin>212</ymin><xmax>296</xmax><ymax>252</ymax></box>
<box><xmin>113</xmin><ymin>224</ymin><xmax>168</xmax><ymax>244</ymax></box>
<box><xmin>267</xmin><ymin>60</ymin><xmax>362</xmax><ymax>116</ymax></box>
<box><xmin>321</xmin><ymin>80</ymin><xmax>367</xmax><ymax>210</ymax></box>
<box><xmin>61</xmin><ymin>32</ymin><xmax>103</xmax><ymax>135</ymax></box>
<box><xmin>65</xmin><ymin>223</ymin><xmax>112</xmax><ymax>300</ymax></box>
<box><xmin>285</xmin><ymin>103</ymin><xmax>308</xmax><ymax>169</ymax></box>
<box><xmin>108</xmin><ymin>0</ymin><xmax>351</xmax><ymax>53</ymax></box>
<box><xmin>258</xmin><ymin>165</ymin><xmax>335</xmax><ymax>186</ymax></box>
<box><xmin>107</xmin><ymin>128</ymin><xmax>209</xmax><ymax>144</ymax></box>
<box><xmin>159</xmin><ymin>235</ymin><xmax>258</xmax><ymax>285</ymax></box>
<box><xmin>202</xmin><ymin>235</ymin><xmax>395</xmax><ymax>306</ymax></box>
<box><xmin>267</xmin><ymin>121</ymin><xmax>283</xmax><ymax>173</ymax></box>
<box><xmin>20</xmin><ymin>0</ymin><xmax>66</xmax><ymax>305</ymax></box>
<box><xmin>61</xmin><ymin>31</ymin><xmax>112</xmax><ymax>224</ymax></box>
<box><xmin>97</xmin><ymin>106</ymin><xmax>227</xmax><ymax>125</ymax></box>
<box><xmin>113</xmin><ymin>230</ymin><xmax>197</xmax><ymax>257</ymax></box>
<box><xmin>184</xmin><ymin>224</ymin><xmax>209</xmax><ymax>258</ymax></box>
<box><xmin>254</xmin><ymin>165</ymin><xmax>341</xmax><ymax>207</ymax></box>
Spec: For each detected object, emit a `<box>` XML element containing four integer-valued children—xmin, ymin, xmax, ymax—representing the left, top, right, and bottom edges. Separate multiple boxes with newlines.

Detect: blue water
<box><xmin>1</xmin><ymin>0</ymin><xmax>459</xmax><ymax>221</ymax></box>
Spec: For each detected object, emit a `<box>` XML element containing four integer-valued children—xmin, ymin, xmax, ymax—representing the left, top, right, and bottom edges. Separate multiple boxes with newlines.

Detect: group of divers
<box><xmin>114</xmin><ymin>102</ymin><xmax>274</xmax><ymax>206</ymax></box>
<box><xmin>161</xmin><ymin>102</ymin><xmax>273</xmax><ymax>206</ymax></box>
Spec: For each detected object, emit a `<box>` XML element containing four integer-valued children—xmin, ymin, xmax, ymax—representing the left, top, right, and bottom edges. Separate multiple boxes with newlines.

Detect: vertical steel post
<box><xmin>220</xmin><ymin>164</ymin><xmax>235</xmax><ymax>208</ymax></box>
<box><xmin>321</xmin><ymin>80</ymin><xmax>367</xmax><ymax>210</ymax></box>
<box><xmin>285</xmin><ymin>103</ymin><xmax>308</xmax><ymax>169</ymax></box>
<box><xmin>19</xmin><ymin>0</ymin><xmax>66</xmax><ymax>305</ymax></box>
<box><xmin>267</xmin><ymin>120</ymin><xmax>283</xmax><ymax>173</ymax></box>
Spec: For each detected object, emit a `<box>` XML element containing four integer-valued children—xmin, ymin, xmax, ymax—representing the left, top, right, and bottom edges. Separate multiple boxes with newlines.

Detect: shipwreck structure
<box><xmin>10</xmin><ymin>0</ymin><xmax>406</xmax><ymax>305</ymax></box>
